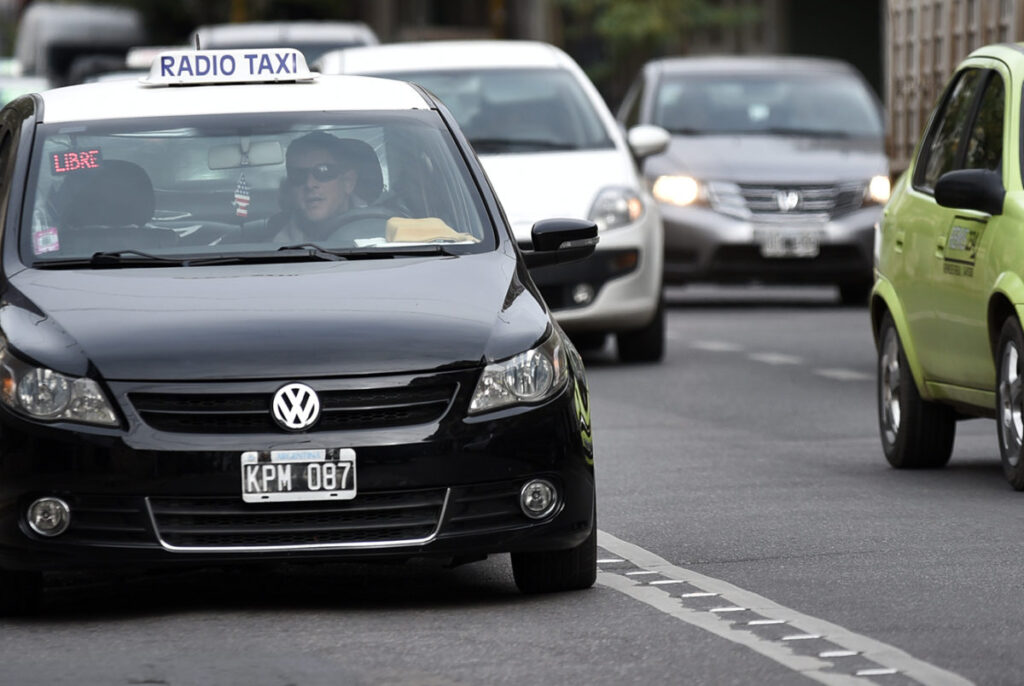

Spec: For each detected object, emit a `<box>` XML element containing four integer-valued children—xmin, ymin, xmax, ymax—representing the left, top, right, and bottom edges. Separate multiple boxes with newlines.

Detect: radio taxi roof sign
<box><xmin>143</xmin><ymin>48</ymin><xmax>317</xmax><ymax>86</ymax></box>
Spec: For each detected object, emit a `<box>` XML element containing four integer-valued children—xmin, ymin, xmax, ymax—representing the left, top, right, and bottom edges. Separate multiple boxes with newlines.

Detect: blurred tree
<box><xmin>559</xmin><ymin>0</ymin><xmax>759</xmax><ymax>107</ymax></box>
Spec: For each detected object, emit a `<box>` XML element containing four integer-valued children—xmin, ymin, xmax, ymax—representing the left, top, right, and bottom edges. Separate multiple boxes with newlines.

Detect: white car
<box><xmin>317</xmin><ymin>41</ymin><xmax>669</xmax><ymax>362</ymax></box>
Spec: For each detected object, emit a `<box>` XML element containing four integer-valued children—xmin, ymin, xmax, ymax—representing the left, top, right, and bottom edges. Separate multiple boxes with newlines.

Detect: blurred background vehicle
<box><xmin>619</xmin><ymin>56</ymin><xmax>888</xmax><ymax>305</ymax></box>
<box><xmin>13</xmin><ymin>2</ymin><xmax>144</xmax><ymax>86</ymax></box>
<box><xmin>189</xmin><ymin>21</ymin><xmax>378</xmax><ymax>65</ymax></box>
<box><xmin>317</xmin><ymin>40</ymin><xmax>669</xmax><ymax>362</ymax></box>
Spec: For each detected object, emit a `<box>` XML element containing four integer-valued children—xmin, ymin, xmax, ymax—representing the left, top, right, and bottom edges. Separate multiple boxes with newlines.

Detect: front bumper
<box><xmin>525</xmin><ymin>207</ymin><xmax>663</xmax><ymax>334</ymax></box>
<box><xmin>0</xmin><ymin>369</ymin><xmax>594</xmax><ymax>572</ymax></box>
<box><xmin>659</xmin><ymin>203</ymin><xmax>880</xmax><ymax>285</ymax></box>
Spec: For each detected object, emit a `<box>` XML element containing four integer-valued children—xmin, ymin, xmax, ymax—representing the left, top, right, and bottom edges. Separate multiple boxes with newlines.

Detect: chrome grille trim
<box><xmin>146</xmin><ymin>488</ymin><xmax>451</xmax><ymax>553</ymax></box>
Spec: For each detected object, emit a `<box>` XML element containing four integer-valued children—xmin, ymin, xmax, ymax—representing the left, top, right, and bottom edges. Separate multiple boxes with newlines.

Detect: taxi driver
<box><xmin>275</xmin><ymin>131</ymin><xmax>365</xmax><ymax>243</ymax></box>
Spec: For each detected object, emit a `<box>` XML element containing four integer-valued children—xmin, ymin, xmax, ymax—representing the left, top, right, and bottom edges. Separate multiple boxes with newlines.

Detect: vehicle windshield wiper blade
<box><xmin>469</xmin><ymin>137</ymin><xmax>577</xmax><ymax>152</ymax></box>
<box><xmin>758</xmin><ymin>127</ymin><xmax>853</xmax><ymax>138</ymax></box>
<box><xmin>334</xmin><ymin>245</ymin><xmax>460</xmax><ymax>258</ymax></box>
<box><xmin>666</xmin><ymin>127</ymin><xmax>705</xmax><ymax>135</ymax></box>
<box><xmin>276</xmin><ymin>243</ymin><xmax>346</xmax><ymax>261</ymax></box>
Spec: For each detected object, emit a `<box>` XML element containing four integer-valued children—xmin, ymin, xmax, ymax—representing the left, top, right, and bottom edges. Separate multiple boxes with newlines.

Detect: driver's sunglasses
<box><xmin>286</xmin><ymin>163</ymin><xmax>343</xmax><ymax>185</ymax></box>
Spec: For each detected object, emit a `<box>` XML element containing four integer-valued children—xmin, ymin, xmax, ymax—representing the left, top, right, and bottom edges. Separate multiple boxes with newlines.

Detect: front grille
<box><xmin>148</xmin><ymin>488</ymin><xmax>447</xmax><ymax>548</ymax></box>
<box><xmin>445</xmin><ymin>482</ymin><xmax>530</xmax><ymax>535</ymax></box>
<box><xmin>709</xmin><ymin>182</ymin><xmax>867</xmax><ymax>219</ymax></box>
<box><xmin>131</xmin><ymin>385</ymin><xmax>457</xmax><ymax>434</ymax></box>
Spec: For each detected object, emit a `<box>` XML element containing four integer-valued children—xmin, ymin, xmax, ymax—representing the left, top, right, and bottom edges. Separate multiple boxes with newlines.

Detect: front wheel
<box><xmin>511</xmin><ymin>517</ymin><xmax>597</xmax><ymax>594</ymax></box>
<box><xmin>877</xmin><ymin>313</ymin><xmax>955</xmax><ymax>468</ymax></box>
<box><xmin>616</xmin><ymin>297</ymin><xmax>665</xmax><ymax>363</ymax></box>
<box><xmin>996</xmin><ymin>318</ymin><xmax>1024</xmax><ymax>490</ymax></box>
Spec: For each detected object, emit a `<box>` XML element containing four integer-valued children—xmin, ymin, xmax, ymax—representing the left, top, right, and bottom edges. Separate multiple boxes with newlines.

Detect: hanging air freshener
<box><xmin>233</xmin><ymin>172</ymin><xmax>251</xmax><ymax>218</ymax></box>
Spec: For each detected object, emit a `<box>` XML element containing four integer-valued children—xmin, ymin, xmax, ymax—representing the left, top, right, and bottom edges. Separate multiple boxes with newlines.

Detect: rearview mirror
<box><xmin>209</xmin><ymin>141</ymin><xmax>283</xmax><ymax>170</ymax></box>
<box><xmin>934</xmin><ymin>168</ymin><xmax>1004</xmax><ymax>215</ymax></box>
<box><xmin>522</xmin><ymin>218</ymin><xmax>598</xmax><ymax>268</ymax></box>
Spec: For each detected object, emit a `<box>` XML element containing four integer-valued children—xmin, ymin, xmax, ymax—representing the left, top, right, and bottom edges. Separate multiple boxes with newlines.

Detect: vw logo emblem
<box><xmin>272</xmin><ymin>383</ymin><xmax>321</xmax><ymax>431</ymax></box>
<box><xmin>775</xmin><ymin>190</ymin><xmax>800</xmax><ymax>212</ymax></box>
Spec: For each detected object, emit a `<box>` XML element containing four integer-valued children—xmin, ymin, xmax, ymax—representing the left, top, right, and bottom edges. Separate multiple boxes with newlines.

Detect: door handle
<box><xmin>935</xmin><ymin>235</ymin><xmax>945</xmax><ymax>258</ymax></box>
<box><xmin>894</xmin><ymin>230</ymin><xmax>905</xmax><ymax>253</ymax></box>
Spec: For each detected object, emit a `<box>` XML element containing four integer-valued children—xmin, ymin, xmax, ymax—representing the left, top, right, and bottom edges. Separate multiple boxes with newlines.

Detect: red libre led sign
<box><xmin>52</xmin><ymin>150</ymin><xmax>102</xmax><ymax>174</ymax></box>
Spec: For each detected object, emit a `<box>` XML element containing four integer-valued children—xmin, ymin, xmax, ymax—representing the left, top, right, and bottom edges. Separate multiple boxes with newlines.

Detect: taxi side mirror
<box><xmin>521</xmin><ymin>218</ymin><xmax>598</xmax><ymax>268</ymax></box>
<box><xmin>935</xmin><ymin>169</ymin><xmax>1004</xmax><ymax>216</ymax></box>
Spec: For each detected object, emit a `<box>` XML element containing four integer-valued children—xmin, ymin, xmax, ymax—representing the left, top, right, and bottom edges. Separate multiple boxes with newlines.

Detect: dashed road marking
<box><xmin>815</xmin><ymin>368</ymin><xmax>873</xmax><ymax>382</ymax></box>
<box><xmin>691</xmin><ymin>340</ymin><xmax>745</xmax><ymax>352</ymax></box>
<box><xmin>597</xmin><ymin>530</ymin><xmax>973</xmax><ymax>686</ymax></box>
<box><xmin>749</xmin><ymin>352</ymin><xmax>802</xmax><ymax>365</ymax></box>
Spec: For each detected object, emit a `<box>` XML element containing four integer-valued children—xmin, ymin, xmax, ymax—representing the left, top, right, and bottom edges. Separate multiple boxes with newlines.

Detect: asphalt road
<box><xmin>1</xmin><ymin>285</ymin><xmax>1015</xmax><ymax>685</ymax></box>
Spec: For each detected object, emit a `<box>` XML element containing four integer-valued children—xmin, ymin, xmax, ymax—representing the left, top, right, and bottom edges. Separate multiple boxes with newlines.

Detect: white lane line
<box><xmin>821</xmin><ymin>651</ymin><xmax>859</xmax><ymax>659</ymax></box>
<box><xmin>597</xmin><ymin>558</ymin><xmax>624</xmax><ymax>563</ymax></box>
<box><xmin>749</xmin><ymin>352</ymin><xmax>802</xmax><ymax>365</ymax></box>
<box><xmin>710</xmin><ymin>606</ymin><xmax>747</xmax><ymax>613</ymax></box>
<box><xmin>597</xmin><ymin>530</ymin><xmax>973</xmax><ymax>686</ymax></box>
<box><xmin>783</xmin><ymin>634</ymin><xmax>823</xmax><ymax>641</ymax></box>
<box><xmin>815</xmin><ymin>368</ymin><xmax>873</xmax><ymax>382</ymax></box>
<box><xmin>749</xmin><ymin>619</ymin><xmax>787</xmax><ymax>626</ymax></box>
<box><xmin>625</xmin><ymin>570</ymin><xmax>658</xmax><ymax>576</ymax></box>
<box><xmin>680</xmin><ymin>592</ymin><xmax>718</xmax><ymax>598</ymax></box>
<box><xmin>691</xmin><ymin>340</ymin><xmax>744</xmax><ymax>352</ymax></box>
<box><xmin>649</xmin><ymin>579</ymin><xmax>687</xmax><ymax>586</ymax></box>
<box><xmin>856</xmin><ymin>669</ymin><xmax>899</xmax><ymax>677</ymax></box>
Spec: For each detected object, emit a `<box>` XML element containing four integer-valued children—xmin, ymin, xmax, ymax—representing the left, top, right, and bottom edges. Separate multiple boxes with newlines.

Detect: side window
<box><xmin>914</xmin><ymin>68</ymin><xmax>986</xmax><ymax>192</ymax></box>
<box><xmin>620</xmin><ymin>76</ymin><xmax>645</xmax><ymax>128</ymax></box>
<box><xmin>963</xmin><ymin>73</ymin><xmax>1004</xmax><ymax>172</ymax></box>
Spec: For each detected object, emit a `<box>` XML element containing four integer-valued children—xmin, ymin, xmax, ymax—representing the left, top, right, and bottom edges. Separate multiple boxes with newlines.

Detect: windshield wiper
<box><xmin>469</xmin><ymin>137</ymin><xmax>577</xmax><ymax>152</ymax></box>
<box><xmin>276</xmin><ymin>243</ymin><xmax>346</xmax><ymax>261</ymax></box>
<box><xmin>758</xmin><ymin>127</ymin><xmax>854</xmax><ymax>138</ymax></box>
<box><xmin>335</xmin><ymin>245</ymin><xmax>460</xmax><ymax>258</ymax></box>
<box><xmin>666</xmin><ymin>127</ymin><xmax>705</xmax><ymax>135</ymax></box>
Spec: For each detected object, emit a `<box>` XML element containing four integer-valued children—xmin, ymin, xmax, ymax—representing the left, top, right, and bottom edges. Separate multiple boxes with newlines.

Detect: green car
<box><xmin>872</xmin><ymin>42</ymin><xmax>1024</xmax><ymax>487</ymax></box>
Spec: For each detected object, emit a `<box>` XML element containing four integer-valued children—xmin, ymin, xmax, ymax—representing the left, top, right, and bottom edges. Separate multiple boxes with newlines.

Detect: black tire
<box><xmin>616</xmin><ymin>297</ymin><xmax>665</xmax><ymax>363</ymax></box>
<box><xmin>877</xmin><ymin>312</ymin><xmax>955</xmax><ymax>468</ymax></box>
<box><xmin>839</xmin><ymin>281</ymin><xmax>872</xmax><ymax>307</ymax></box>
<box><xmin>511</xmin><ymin>515</ymin><xmax>597</xmax><ymax>594</ymax></box>
<box><xmin>996</xmin><ymin>318</ymin><xmax>1024</xmax><ymax>490</ymax></box>
<box><xmin>0</xmin><ymin>569</ymin><xmax>42</xmax><ymax>616</ymax></box>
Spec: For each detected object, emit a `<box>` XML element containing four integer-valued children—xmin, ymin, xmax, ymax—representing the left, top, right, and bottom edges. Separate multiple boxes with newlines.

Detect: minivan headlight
<box><xmin>652</xmin><ymin>175</ymin><xmax>701</xmax><ymax>206</ymax></box>
<box><xmin>469</xmin><ymin>332</ymin><xmax>569</xmax><ymax>414</ymax></box>
<box><xmin>865</xmin><ymin>175</ymin><xmax>891</xmax><ymax>205</ymax></box>
<box><xmin>0</xmin><ymin>340</ymin><xmax>118</xmax><ymax>426</ymax></box>
<box><xmin>589</xmin><ymin>186</ymin><xmax>644</xmax><ymax>231</ymax></box>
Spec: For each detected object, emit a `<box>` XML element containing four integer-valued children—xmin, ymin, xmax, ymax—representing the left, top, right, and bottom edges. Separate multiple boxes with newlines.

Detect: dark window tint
<box><xmin>917</xmin><ymin>68</ymin><xmax>986</xmax><ymax>191</ymax></box>
<box><xmin>963</xmin><ymin>73</ymin><xmax>1004</xmax><ymax>172</ymax></box>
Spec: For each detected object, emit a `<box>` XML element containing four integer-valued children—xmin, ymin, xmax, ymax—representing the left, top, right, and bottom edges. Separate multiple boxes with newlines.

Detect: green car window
<box><xmin>963</xmin><ymin>73</ymin><xmax>1004</xmax><ymax>172</ymax></box>
<box><xmin>916</xmin><ymin>68</ymin><xmax>986</xmax><ymax>192</ymax></box>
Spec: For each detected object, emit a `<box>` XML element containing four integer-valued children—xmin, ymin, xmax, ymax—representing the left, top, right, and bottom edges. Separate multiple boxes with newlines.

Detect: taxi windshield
<box><xmin>655</xmin><ymin>73</ymin><xmax>883</xmax><ymax>139</ymax></box>
<box><xmin>385</xmin><ymin>68</ymin><xmax>614</xmax><ymax>153</ymax></box>
<box><xmin>22</xmin><ymin>110</ymin><xmax>495</xmax><ymax>266</ymax></box>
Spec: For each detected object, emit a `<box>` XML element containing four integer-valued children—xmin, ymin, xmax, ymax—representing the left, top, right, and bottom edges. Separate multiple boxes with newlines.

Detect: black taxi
<box><xmin>0</xmin><ymin>48</ymin><xmax>597</xmax><ymax>612</ymax></box>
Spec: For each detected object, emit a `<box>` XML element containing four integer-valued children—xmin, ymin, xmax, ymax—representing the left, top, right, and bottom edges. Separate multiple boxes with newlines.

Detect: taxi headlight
<box><xmin>0</xmin><ymin>342</ymin><xmax>118</xmax><ymax>426</ymax></box>
<box><xmin>469</xmin><ymin>332</ymin><xmax>569</xmax><ymax>414</ymax></box>
<box><xmin>652</xmin><ymin>175</ymin><xmax>701</xmax><ymax>207</ymax></box>
<box><xmin>866</xmin><ymin>175</ymin><xmax>891</xmax><ymax>205</ymax></box>
<box><xmin>589</xmin><ymin>186</ymin><xmax>644</xmax><ymax>231</ymax></box>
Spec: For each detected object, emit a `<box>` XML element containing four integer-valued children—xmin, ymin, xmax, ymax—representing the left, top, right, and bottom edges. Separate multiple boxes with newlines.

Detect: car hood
<box><xmin>650</xmin><ymin>135</ymin><xmax>888</xmax><ymax>184</ymax></box>
<box><xmin>3</xmin><ymin>252</ymin><xmax>548</xmax><ymax>381</ymax></box>
<box><xmin>480</xmin><ymin>149</ymin><xmax>634</xmax><ymax>241</ymax></box>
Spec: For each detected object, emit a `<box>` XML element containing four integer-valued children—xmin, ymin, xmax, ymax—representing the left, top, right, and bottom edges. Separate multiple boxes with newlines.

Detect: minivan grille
<box><xmin>131</xmin><ymin>385</ymin><xmax>457</xmax><ymax>434</ymax></box>
<box><xmin>708</xmin><ymin>182</ymin><xmax>867</xmax><ymax>219</ymax></box>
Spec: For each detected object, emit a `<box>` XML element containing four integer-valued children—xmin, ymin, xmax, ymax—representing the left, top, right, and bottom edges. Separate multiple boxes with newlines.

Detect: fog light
<box><xmin>520</xmin><ymin>479</ymin><xmax>558</xmax><ymax>519</ymax></box>
<box><xmin>27</xmin><ymin>497</ymin><xmax>70</xmax><ymax>537</ymax></box>
<box><xmin>572</xmin><ymin>284</ymin><xmax>595</xmax><ymax>306</ymax></box>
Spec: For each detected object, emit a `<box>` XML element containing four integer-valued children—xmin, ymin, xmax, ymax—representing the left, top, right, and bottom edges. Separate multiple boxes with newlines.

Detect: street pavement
<box><xmin>1</xmin><ymin>285</ymin><xmax>1013</xmax><ymax>685</ymax></box>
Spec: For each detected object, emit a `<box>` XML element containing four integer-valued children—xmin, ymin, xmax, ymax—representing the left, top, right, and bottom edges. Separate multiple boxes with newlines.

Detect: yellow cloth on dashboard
<box><xmin>385</xmin><ymin>217</ymin><xmax>478</xmax><ymax>243</ymax></box>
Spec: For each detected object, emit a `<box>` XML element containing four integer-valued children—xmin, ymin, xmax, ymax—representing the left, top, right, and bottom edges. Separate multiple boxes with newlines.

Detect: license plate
<box><xmin>754</xmin><ymin>228</ymin><xmax>822</xmax><ymax>258</ymax></box>
<box><xmin>240</xmin><ymin>448</ymin><xmax>356</xmax><ymax>503</ymax></box>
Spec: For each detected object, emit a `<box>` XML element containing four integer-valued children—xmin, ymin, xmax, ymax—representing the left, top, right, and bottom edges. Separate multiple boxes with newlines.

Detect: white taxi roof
<box><xmin>36</xmin><ymin>72</ymin><xmax>431</xmax><ymax>124</ymax></box>
<box><xmin>316</xmin><ymin>40</ymin><xmax>573</xmax><ymax>75</ymax></box>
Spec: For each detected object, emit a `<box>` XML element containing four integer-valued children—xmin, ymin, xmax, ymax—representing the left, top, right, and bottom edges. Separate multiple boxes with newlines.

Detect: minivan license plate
<box><xmin>241</xmin><ymin>448</ymin><xmax>356</xmax><ymax>503</ymax></box>
<box><xmin>754</xmin><ymin>228</ymin><xmax>821</xmax><ymax>258</ymax></box>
